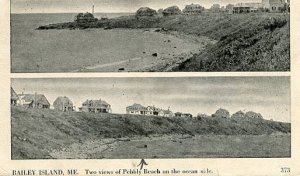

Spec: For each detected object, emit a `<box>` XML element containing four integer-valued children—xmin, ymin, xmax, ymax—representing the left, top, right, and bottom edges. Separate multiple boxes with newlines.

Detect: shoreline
<box><xmin>74</xmin><ymin>28</ymin><xmax>216</xmax><ymax>72</ymax></box>
<box><xmin>49</xmin><ymin>133</ymin><xmax>291</xmax><ymax>159</ymax></box>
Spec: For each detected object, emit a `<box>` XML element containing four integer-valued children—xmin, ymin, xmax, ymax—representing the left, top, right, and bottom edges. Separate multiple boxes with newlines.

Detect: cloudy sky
<box><xmin>11</xmin><ymin>0</ymin><xmax>261</xmax><ymax>13</ymax></box>
<box><xmin>11</xmin><ymin>77</ymin><xmax>290</xmax><ymax>122</ymax></box>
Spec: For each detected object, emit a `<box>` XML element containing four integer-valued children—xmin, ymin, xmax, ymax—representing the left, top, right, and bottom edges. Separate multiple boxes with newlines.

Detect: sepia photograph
<box><xmin>1</xmin><ymin>0</ymin><xmax>300</xmax><ymax>174</ymax></box>
<box><xmin>11</xmin><ymin>77</ymin><xmax>291</xmax><ymax>159</ymax></box>
<box><xmin>11</xmin><ymin>0</ymin><xmax>290</xmax><ymax>73</ymax></box>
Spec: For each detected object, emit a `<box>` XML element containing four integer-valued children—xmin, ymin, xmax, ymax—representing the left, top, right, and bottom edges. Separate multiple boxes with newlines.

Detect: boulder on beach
<box><xmin>136</xmin><ymin>144</ymin><xmax>147</xmax><ymax>148</ymax></box>
<box><xmin>152</xmin><ymin>53</ymin><xmax>158</xmax><ymax>57</ymax></box>
<box><xmin>212</xmin><ymin>108</ymin><xmax>230</xmax><ymax>118</ymax></box>
<box><xmin>136</xmin><ymin>7</ymin><xmax>157</xmax><ymax>17</ymax></box>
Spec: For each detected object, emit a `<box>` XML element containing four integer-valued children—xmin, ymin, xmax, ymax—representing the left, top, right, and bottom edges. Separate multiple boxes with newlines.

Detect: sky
<box><xmin>11</xmin><ymin>77</ymin><xmax>290</xmax><ymax>122</ymax></box>
<box><xmin>11</xmin><ymin>0</ymin><xmax>261</xmax><ymax>13</ymax></box>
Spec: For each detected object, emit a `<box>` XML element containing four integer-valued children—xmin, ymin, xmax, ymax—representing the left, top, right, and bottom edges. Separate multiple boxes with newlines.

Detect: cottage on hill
<box><xmin>136</xmin><ymin>7</ymin><xmax>157</xmax><ymax>17</ymax></box>
<box><xmin>126</xmin><ymin>103</ymin><xmax>174</xmax><ymax>117</ymax></box>
<box><xmin>11</xmin><ymin>87</ymin><xmax>19</xmax><ymax>105</ymax></box>
<box><xmin>79</xmin><ymin>99</ymin><xmax>111</xmax><ymax>113</ymax></box>
<box><xmin>226</xmin><ymin>4</ymin><xmax>235</xmax><ymax>14</ymax></box>
<box><xmin>212</xmin><ymin>108</ymin><xmax>230</xmax><ymax>118</ymax></box>
<box><xmin>146</xmin><ymin>105</ymin><xmax>161</xmax><ymax>116</ymax></box>
<box><xmin>157</xmin><ymin>8</ymin><xmax>164</xmax><ymax>14</ymax></box>
<box><xmin>183</xmin><ymin>4</ymin><xmax>204</xmax><ymax>14</ymax></box>
<box><xmin>162</xmin><ymin>6</ymin><xmax>182</xmax><ymax>16</ymax></box>
<box><xmin>233</xmin><ymin>6</ymin><xmax>252</xmax><ymax>13</ymax></box>
<box><xmin>262</xmin><ymin>0</ymin><xmax>287</xmax><ymax>12</ymax></box>
<box><xmin>231</xmin><ymin>111</ymin><xmax>245</xmax><ymax>118</ymax></box>
<box><xmin>74</xmin><ymin>12</ymin><xmax>98</xmax><ymax>23</ymax></box>
<box><xmin>210</xmin><ymin>4</ymin><xmax>221</xmax><ymax>12</ymax></box>
<box><xmin>126</xmin><ymin>103</ymin><xmax>148</xmax><ymax>115</ymax></box>
<box><xmin>245</xmin><ymin>111</ymin><xmax>263</xmax><ymax>119</ymax></box>
<box><xmin>18</xmin><ymin>93</ymin><xmax>50</xmax><ymax>109</ymax></box>
<box><xmin>53</xmin><ymin>96</ymin><xmax>74</xmax><ymax>112</ymax></box>
<box><xmin>233</xmin><ymin>3</ymin><xmax>262</xmax><ymax>13</ymax></box>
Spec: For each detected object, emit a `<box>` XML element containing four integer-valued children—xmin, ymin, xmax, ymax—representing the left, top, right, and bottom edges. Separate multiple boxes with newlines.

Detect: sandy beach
<box><xmin>73</xmin><ymin>29</ymin><xmax>216</xmax><ymax>72</ymax></box>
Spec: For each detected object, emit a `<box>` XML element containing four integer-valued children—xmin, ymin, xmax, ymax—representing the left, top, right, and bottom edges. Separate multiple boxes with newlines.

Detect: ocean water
<box><xmin>11</xmin><ymin>13</ymin><xmax>200</xmax><ymax>73</ymax></box>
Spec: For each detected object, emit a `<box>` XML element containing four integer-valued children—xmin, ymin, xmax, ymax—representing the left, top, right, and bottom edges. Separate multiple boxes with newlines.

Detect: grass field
<box><xmin>11</xmin><ymin>107</ymin><xmax>290</xmax><ymax>159</ymax></box>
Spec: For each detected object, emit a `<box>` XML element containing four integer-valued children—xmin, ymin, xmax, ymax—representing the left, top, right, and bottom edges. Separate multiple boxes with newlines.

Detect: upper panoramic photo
<box><xmin>11</xmin><ymin>0</ymin><xmax>290</xmax><ymax>73</ymax></box>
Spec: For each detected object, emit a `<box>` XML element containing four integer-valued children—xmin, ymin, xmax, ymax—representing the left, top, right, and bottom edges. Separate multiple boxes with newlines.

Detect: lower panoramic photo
<box><xmin>11</xmin><ymin>77</ymin><xmax>290</xmax><ymax>159</ymax></box>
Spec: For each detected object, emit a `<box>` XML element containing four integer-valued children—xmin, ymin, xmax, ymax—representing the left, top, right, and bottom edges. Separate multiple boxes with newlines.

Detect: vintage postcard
<box><xmin>1</xmin><ymin>0</ymin><xmax>300</xmax><ymax>176</ymax></box>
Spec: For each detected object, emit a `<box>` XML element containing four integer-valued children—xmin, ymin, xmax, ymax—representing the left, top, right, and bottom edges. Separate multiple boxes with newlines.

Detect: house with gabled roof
<box><xmin>74</xmin><ymin>12</ymin><xmax>97</xmax><ymax>23</ymax></box>
<box><xmin>183</xmin><ymin>4</ymin><xmax>204</xmax><ymax>14</ymax></box>
<box><xmin>53</xmin><ymin>96</ymin><xmax>74</xmax><ymax>112</ymax></box>
<box><xmin>79</xmin><ymin>99</ymin><xmax>111</xmax><ymax>113</ymax></box>
<box><xmin>146</xmin><ymin>105</ymin><xmax>161</xmax><ymax>115</ymax></box>
<box><xmin>18</xmin><ymin>93</ymin><xmax>50</xmax><ymax>109</ymax></box>
<box><xmin>126</xmin><ymin>103</ymin><xmax>174</xmax><ymax>117</ymax></box>
<box><xmin>136</xmin><ymin>7</ymin><xmax>157</xmax><ymax>17</ymax></box>
<box><xmin>262</xmin><ymin>0</ymin><xmax>287</xmax><ymax>12</ymax></box>
<box><xmin>162</xmin><ymin>6</ymin><xmax>182</xmax><ymax>16</ymax></box>
<box><xmin>126</xmin><ymin>103</ymin><xmax>148</xmax><ymax>115</ymax></box>
<box><xmin>11</xmin><ymin>87</ymin><xmax>19</xmax><ymax>105</ymax></box>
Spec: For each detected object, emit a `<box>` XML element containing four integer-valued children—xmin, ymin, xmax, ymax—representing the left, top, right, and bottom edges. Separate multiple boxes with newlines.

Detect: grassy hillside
<box><xmin>173</xmin><ymin>14</ymin><xmax>290</xmax><ymax>71</ymax></box>
<box><xmin>11</xmin><ymin>107</ymin><xmax>290</xmax><ymax>159</ymax></box>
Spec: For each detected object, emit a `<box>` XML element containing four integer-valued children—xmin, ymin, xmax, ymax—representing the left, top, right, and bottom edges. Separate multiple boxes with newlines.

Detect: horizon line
<box><xmin>11</xmin><ymin>11</ymin><xmax>136</xmax><ymax>14</ymax></box>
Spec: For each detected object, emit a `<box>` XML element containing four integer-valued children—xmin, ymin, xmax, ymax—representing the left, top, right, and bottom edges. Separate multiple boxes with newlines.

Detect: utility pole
<box><xmin>92</xmin><ymin>5</ymin><xmax>94</xmax><ymax>14</ymax></box>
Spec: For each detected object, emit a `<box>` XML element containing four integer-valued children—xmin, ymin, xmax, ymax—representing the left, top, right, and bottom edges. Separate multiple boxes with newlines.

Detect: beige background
<box><xmin>1</xmin><ymin>0</ymin><xmax>300</xmax><ymax>175</ymax></box>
